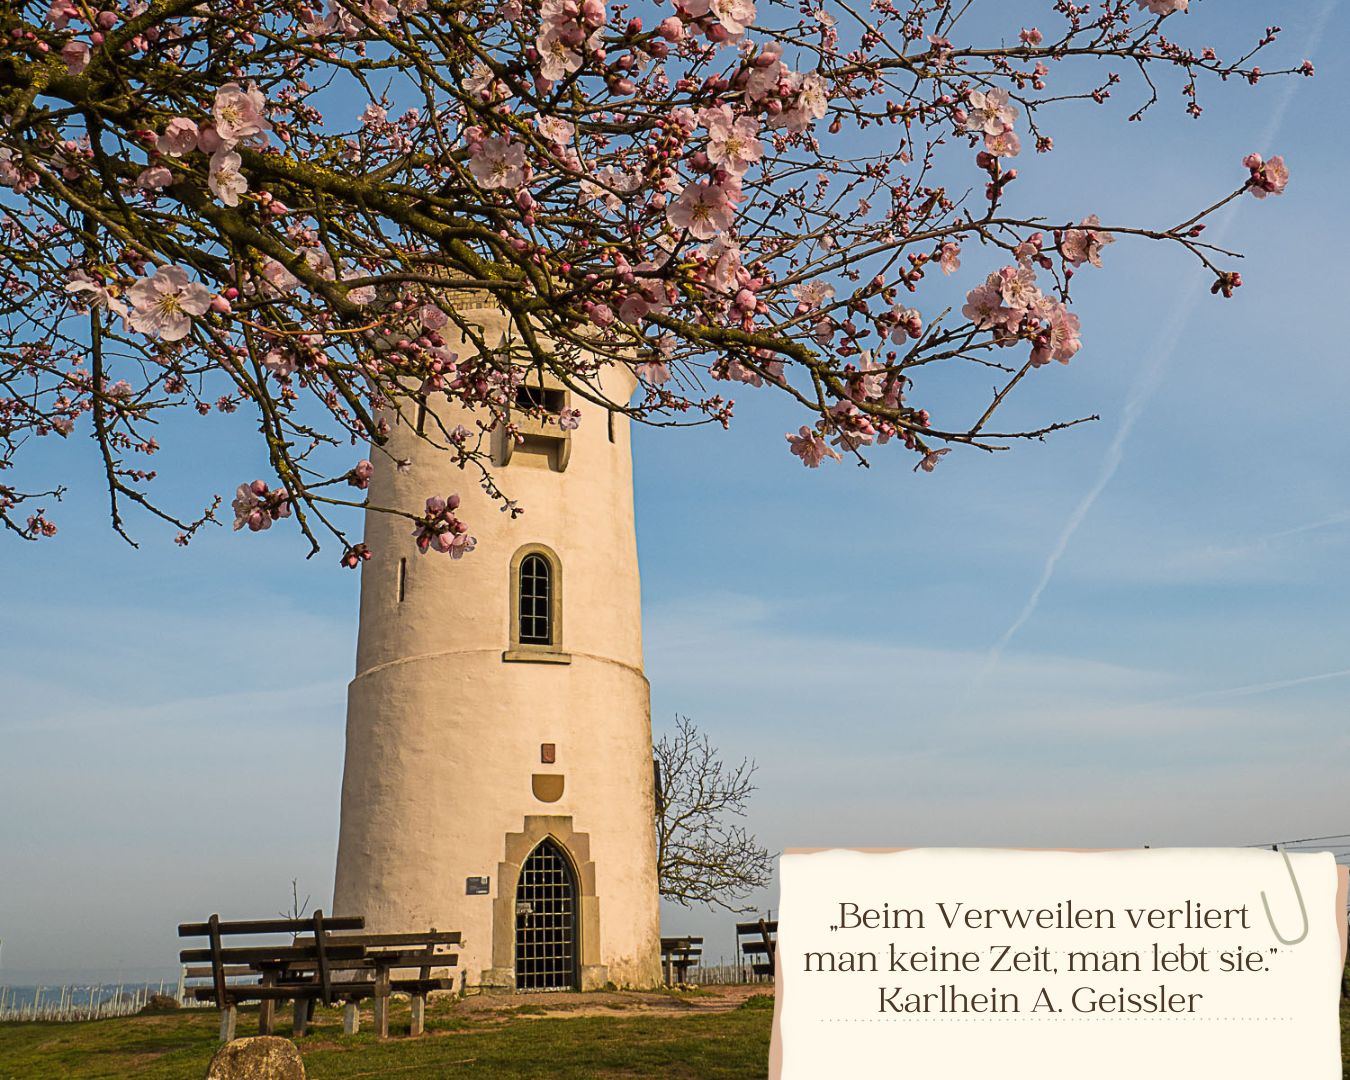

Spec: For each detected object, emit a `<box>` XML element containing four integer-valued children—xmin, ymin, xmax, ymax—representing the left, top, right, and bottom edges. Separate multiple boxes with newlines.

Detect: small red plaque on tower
<box><xmin>540</xmin><ymin>743</ymin><xmax>556</xmax><ymax>764</ymax></box>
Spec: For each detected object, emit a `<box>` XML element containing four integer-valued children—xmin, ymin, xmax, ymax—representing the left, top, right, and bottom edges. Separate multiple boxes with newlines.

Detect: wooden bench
<box><xmin>289</xmin><ymin>931</ymin><xmax>461</xmax><ymax>1037</ymax></box>
<box><xmin>180</xmin><ymin>913</ymin><xmax>459</xmax><ymax>1041</ymax></box>
<box><xmin>180</xmin><ymin>912</ymin><xmax>366</xmax><ymax>1041</ymax></box>
<box><xmin>736</xmin><ymin>918</ymin><xmax>777</xmax><ymax>980</ymax></box>
<box><xmin>659</xmin><ymin>936</ymin><xmax>703</xmax><ymax>986</ymax></box>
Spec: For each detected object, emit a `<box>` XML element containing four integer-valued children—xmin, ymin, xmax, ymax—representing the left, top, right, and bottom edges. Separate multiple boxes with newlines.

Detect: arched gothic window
<box><xmin>506</xmin><ymin>545</ymin><xmax>568</xmax><ymax>663</ymax></box>
<box><xmin>519</xmin><ymin>553</ymin><xmax>552</xmax><ymax>645</ymax></box>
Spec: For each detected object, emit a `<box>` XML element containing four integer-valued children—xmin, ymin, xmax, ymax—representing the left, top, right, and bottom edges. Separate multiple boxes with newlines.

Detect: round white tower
<box><xmin>333</xmin><ymin>288</ymin><xmax>661</xmax><ymax>991</ymax></box>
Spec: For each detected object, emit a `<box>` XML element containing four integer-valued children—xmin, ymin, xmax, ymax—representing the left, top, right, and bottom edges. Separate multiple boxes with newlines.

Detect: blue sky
<box><xmin>2</xmin><ymin>0</ymin><xmax>1348</xmax><ymax>981</ymax></box>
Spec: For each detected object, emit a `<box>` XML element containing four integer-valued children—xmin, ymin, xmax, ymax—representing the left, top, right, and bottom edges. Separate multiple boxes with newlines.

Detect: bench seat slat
<box><xmin>294</xmin><ymin>931</ymin><xmax>461</xmax><ymax>947</ymax></box>
<box><xmin>191</xmin><ymin>977</ymin><xmax>457</xmax><ymax>1003</ymax></box>
<box><xmin>180</xmin><ymin>944</ymin><xmax>367</xmax><ymax>964</ymax></box>
<box><xmin>179</xmin><ymin>916</ymin><xmax>365</xmax><ymax>937</ymax></box>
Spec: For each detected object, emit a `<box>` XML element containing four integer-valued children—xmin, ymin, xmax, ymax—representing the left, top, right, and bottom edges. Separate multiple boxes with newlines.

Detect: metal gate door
<box><xmin>514</xmin><ymin>838</ymin><xmax>579</xmax><ymax>991</ymax></box>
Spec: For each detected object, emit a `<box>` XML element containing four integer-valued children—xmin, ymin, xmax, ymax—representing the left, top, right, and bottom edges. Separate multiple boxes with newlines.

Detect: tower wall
<box><xmin>333</xmin><ymin>299</ymin><xmax>661</xmax><ymax>989</ymax></box>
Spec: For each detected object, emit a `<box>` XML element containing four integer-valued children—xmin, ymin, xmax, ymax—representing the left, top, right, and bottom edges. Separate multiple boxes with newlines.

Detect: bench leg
<box><xmin>374</xmin><ymin>969</ymin><xmax>390</xmax><ymax>1039</ymax></box>
<box><xmin>410</xmin><ymin>994</ymin><xmax>425</xmax><ymax>1037</ymax></box>
<box><xmin>343</xmin><ymin>1001</ymin><xmax>360</xmax><ymax>1035</ymax></box>
<box><xmin>219</xmin><ymin>1004</ymin><xmax>237</xmax><ymax>1043</ymax></box>
<box><xmin>292</xmin><ymin>998</ymin><xmax>308</xmax><ymax>1037</ymax></box>
<box><xmin>258</xmin><ymin>998</ymin><xmax>274</xmax><ymax>1036</ymax></box>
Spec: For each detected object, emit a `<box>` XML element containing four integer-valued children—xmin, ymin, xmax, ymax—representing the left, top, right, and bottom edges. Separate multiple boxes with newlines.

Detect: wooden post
<box><xmin>257</xmin><ymin>972</ymin><xmax>275</xmax><ymax>1036</ymax></box>
<box><xmin>313</xmin><ymin>910</ymin><xmax>331</xmax><ymax>1006</ymax></box>
<box><xmin>207</xmin><ymin>915</ymin><xmax>228</xmax><ymax>1013</ymax></box>
<box><xmin>343</xmin><ymin>1001</ymin><xmax>360</xmax><ymax>1035</ymax></box>
<box><xmin>758</xmin><ymin>920</ymin><xmax>775</xmax><ymax>978</ymax></box>
<box><xmin>219</xmin><ymin>1004</ymin><xmax>237</xmax><ymax>1043</ymax></box>
<box><xmin>410</xmin><ymin>994</ymin><xmax>425</xmax><ymax>1037</ymax></box>
<box><xmin>373</xmin><ymin>967</ymin><xmax>391</xmax><ymax>1039</ymax></box>
<box><xmin>292</xmin><ymin>997</ymin><xmax>308</xmax><ymax>1037</ymax></box>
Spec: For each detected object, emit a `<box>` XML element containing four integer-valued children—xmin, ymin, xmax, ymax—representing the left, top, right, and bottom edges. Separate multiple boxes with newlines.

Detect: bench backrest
<box><xmin>178</xmin><ymin>911</ymin><xmax>366</xmax><ymax>1006</ymax></box>
<box><xmin>735</xmin><ymin>918</ymin><xmax>778</xmax><ymax>977</ymax></box>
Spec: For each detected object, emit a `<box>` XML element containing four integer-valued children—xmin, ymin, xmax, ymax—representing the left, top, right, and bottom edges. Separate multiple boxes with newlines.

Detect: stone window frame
<box><xmin>503</xmin><ymin>543</ymin><xmax>570</xmax><ymax>664</ymax></box>
<box><xmin>497</xmin><ymin>370</ymin><xmax>573</xmax><ymax>472</ymax></box>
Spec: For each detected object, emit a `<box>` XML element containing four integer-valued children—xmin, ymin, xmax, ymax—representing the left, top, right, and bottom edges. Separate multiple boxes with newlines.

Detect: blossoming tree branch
<box><xmin>0</xmin><ymin>0</ymin><xmax>1305</xmax><ymax>560</ymax></box>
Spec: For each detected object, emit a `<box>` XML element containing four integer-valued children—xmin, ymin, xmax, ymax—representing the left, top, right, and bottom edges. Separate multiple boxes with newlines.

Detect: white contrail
<box><xmin>1152</xmin><ymin>666</ymin><xmax>1350</xmax><ymax>706</ymax></box>
<box><xmin>975</xmin><ymin>3</ymin><xmax>1334</xmax><ymax>690</ymax></box>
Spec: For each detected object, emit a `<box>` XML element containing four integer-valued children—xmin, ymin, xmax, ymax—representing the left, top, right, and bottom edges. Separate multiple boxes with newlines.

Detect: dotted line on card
<box><xmin>816</xmin><ymin>1017</ymin><xmax>1294</xmax><ymax>1023</ymax></box>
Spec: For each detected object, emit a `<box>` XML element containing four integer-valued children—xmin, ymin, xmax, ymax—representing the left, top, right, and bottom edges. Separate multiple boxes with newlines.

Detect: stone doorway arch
<box><xmin>514</xmin><ymin>837</ymin><xmax>579</xmax><ymax>991</ymax></box>
<box><xmin>483</xmin><ymin>815</ymin><xmax>608</xmax><ymax>991</ymax></box>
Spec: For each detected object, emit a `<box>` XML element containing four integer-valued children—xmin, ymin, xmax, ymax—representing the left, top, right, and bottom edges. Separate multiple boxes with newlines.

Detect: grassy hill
<box><xmin>1</xmin><ymin>982</ymin><xmax>1346</xmax><ymax>1078</ymax></box>
<box><xmin>0</xmin><ymin>986</ymin><xmax>773</xmax><ymax>1080</ymax></box>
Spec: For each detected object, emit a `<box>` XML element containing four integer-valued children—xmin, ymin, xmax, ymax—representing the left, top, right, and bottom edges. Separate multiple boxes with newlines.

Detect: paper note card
<box><xmin>774</xmin><ymin>848</ymin><xmax>1346</xmax><ymax>1078</ymax></box>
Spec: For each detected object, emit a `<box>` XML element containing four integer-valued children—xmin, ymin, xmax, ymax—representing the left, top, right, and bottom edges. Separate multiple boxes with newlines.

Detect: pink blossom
<box><xmin>462</xmin><ymin>61</ymin><xmax>496</xmax><ymax>98</ymax></box>
<box><xmin>213</xmin><ymin>82</ymin><xmax>271</xmax><ymax>147</ymax></box>
<box><xmin>196</xmin><ymin>126</ymin><xmax>223</xmax><ymax>154</ymax></box>
<box><xmin>786</xmin><ymin>425</ymin><xmax>841</xmax><ymax>467</ymax></box>
<box><xmin>469</xmin><ymin>135</ymin><xmax>527</xmax><ymax>190</ymax></box>
<box><xmin>1135</xmin><ymin>0</ymin><xmax>1187</xmax><ymax>15</ymax></box>
<box><xmin>1244</xmin><ymin>153</ymin><xmax>1289</xmax><ymax>199</ymax></box>
<box><xmin>558</xmin><ymin>407</ymin><xmax>581</xmax><ymax>430</ymax></box>
<box><xmin>703</xmin><ymin>236</ymin><xmax>743</xmax><ymax>292</ymax></box>
<box><xmin>348</xmin><ymin>459</ymin><xmax>374</xmax><ymax>489</ymax></box>
<box><xmin>962</xmin><ymin>282</ymin><xmax>1011</xmax><ymax>330</ymax></box>
<box><xmin>889</xmin><ymin>306</ymin><xmax>922</xmax><ymax>343</ymax></box>
<box><xmin>667</xmin><ymin>180</ymin><xmax>736</xmax><ymax>240</ymax></box>
<box><xmin>46</xmin><ymin>0</ymin><xmax>79</xmax><ymax>29</ymax></box>
<box><xmin>231</xmin><ymin>480</ymin><xmax>291</xmax><ymax>532</ymax></box>
<box><xmin>983</xmin><ymin>129</ymin><xmax>1021</xmax><ymax>158</ymax></box>
<box><xmin>682</xmin><ymin>0</ymin><xmax>756</xmax><ymax>35</ymax></box>
<box><xmin>536</xmin><ymin>115</ymin><xmax>575</xmax><ymax>144</ymax></box>
<box><xmin>744</xmin><ymin>43</ymin><xmax>785</xmax><ymax>101</ymax></box>
<box><xmin>135</xmin><ymin>165</ymin><xmax>173</xmax><ymax>190</ymax></box>
<box><xmin>64</xmin><ymin>271</ymin><xmax>128</xmax><ymax>319</ymax></box>
<box><xmin>783</xmin><ymin>72</ymin><xmax>829</xmax><ymax>133</ymax></box>
<box><xmin>420</xmin><ymin>304</ymin><xmax>448</xmax><ymax>330</ymax></box>
<box><xmin>990</xmin><ymin>265</ymin><xmax>1041</xmax><ymax>311</ymax></box>
<box><xmin>536</xmin><ymin>26</ymin><xmax>584</xmax><ymax>83</ymax></box>
<box><xmin>914</xmin><ymin>448</ymin><xmax>950</xmax><ymax>472</ymax></box>
<box><xmin>791</xmin><ymin>280</ymin><xmax>835</xmax><ymax>309</ymax></box>
<box><xmin>965</xmin><ymin>88</ymin><xmax>1018</xmax><ymax>136</ymax></box>
<box><xmin>61</xmin><ymin>40</ymin><xmax>90</xmax><ymax>74</ymax></box>
<box><xmin>939</xmin><ymin>243</ymin><xmax>961</xmax><ymax>275</ymax></box>
<box><xmin>637</xmin><ymin>359</ymin><xmax>672</xmax><ymax>384</ymax></box>
<box><xmin>126</xmin><ymin>265</ymin><xmax>212</xmax><ymax>341</ymax></box>
<box><xmin>208</xmin><ymin>149</ymin><xmax>248</xmax><ymax>206</ymax></box>
<box><xmin>157</xmin><ymin>117</ymin><xmax>199</xmax><ymax>157</ymax></box>
<box><xmin>707</xmin><ymin>114</ymin><xmax>763</xmax><ymax>176</ymax></box>
<box><xmin>413</xmin><ymin>494</ymin><xmax>476</xmax><ymax>557</ymax></box>
<box><xmin>261</xmin><ymin>349</ymin><xmax>298</xmax><ymax>376</ymax></box>
<box><xmin>1030</xmin><ymin>303</ymin><xmax>1082</xmax><ymax>366</ymax></box>
<box><xmin>258</xmin><ymin>258</ymin><xmax>300</xmax><ymax>296</ymax></box>
<box><xmin>1060</xmin><ymin>214</ymin><xmax>1115</xmax><ymax>267</ymax></box>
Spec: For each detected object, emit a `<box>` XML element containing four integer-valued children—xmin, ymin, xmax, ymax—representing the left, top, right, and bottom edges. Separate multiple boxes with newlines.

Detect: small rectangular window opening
<box><xmin>607</xmin><ymin>410</ymin><xmax>615</xmax><ymax>443</ymax></box>
<box><xmin>397</xmin><ymin>557</ymin><xmax>407</xmax><ymax>603</ymax></box>
<box><xmin>515</xmin><ymin>385</ymin><xmax>565</xmax><ymax>415</ymax></box>
<box><xmin>415</xmin><ymin>400</ymin><xmax>427</xmax><ymax>436</ymax></box>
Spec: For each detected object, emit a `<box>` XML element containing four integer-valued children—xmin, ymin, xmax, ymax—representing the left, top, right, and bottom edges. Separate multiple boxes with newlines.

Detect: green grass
<box><xmin>1</xmin><ymin>987</ymin><xmax>1346</xmax><ymax>1079</ymax></box>
<box><xmin>0</xmin><ymin>994</ymin><xmax>773</xmax><ymax>1080</ymax></box>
